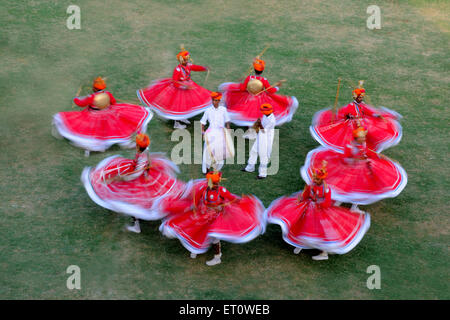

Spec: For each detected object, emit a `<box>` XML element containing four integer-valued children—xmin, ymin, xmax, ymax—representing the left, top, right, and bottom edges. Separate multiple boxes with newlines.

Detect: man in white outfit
<box><xmin>242</xmin><ymin>104</ymin><xmax>276</xmax><ymax>179</ymax></box>
<box><xmin>200</xmin><ymin>92</ymin><xmax>232</xmax><ymax>173</ymax></box>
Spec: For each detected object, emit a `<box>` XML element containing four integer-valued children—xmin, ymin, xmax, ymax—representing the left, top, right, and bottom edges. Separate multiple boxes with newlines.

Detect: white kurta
<box><xmin>200</xmin><ymin>105</ymin><xmax>233</xmax><ymax>173</ymax></box>
<box><xmin>245</xmin><ymin>113</ymin><xmax>276</xmax><ymax>177</ymax></box>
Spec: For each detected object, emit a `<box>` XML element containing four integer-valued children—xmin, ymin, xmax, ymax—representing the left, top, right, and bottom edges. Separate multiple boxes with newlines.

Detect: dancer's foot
<box><xmin>173</xmin><ymin>121</ymin><xmax>186</xmax><ymax>129</ymax></box>
<box><xmin>206</xmin><ymin>254</ymin><xmax>222</xmax><ymax>266</ymax></box>
<box><xmin>126</xmin><ymin>220</ymin><xmax>141</xmax><ymax>233</ymax></box>
<box><xmin>312</xmin><ymin>251</ymin><xmax>328</xmax><ymax>261</ymax></box>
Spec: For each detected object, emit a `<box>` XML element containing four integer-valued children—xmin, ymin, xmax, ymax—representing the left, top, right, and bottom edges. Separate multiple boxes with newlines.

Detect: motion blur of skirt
<box><xmin>218</xmin><ymin>82</ymin><xmax>298</xmax><ymax>126</ymax></box>
<box><xmin>157</xmin><ymin>180</ymin><xmax>266</xmax><ymax>254</ymax></box>
<box><xmin>53</xmin><ymin>104</ymin><xmax>153</xmax><ymax>152</ymax></box>
<box><xmin>81</xmin><ymin>153</ymin><xmax>185</xmax><ymax>220</ymax></box>
<box><xmin>301</xmin><ymin>147</ymin><xmax>408</xmax><ymax>205</ymax></box>
<box><xmin>137</xmin><ymin>78</ymin><xmax>211</xmax><ymax>120</ymax></box>
<box><xmin>310</xmin><ymin>107</ymin><xmax>402</xmax><ymax>153</ymax></box>
<box><xmin>266</xmin><ymin>192</ymin><xmax>370</xmax><ymax>254</ymax></box>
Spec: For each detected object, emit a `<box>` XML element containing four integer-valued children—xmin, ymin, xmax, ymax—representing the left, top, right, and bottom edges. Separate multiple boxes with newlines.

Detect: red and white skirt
<box><xmin>301</xmin><ymin>147</ymin><xmax>408</xmax><ymax>204</ymax></box>
<box><xmin>266</xmin><ymin>193</ymin><xmax>370</xmax><ymax>254</ymax></box>
<box><xmin>53</xmin><ymin>104</ymin><xmax>153</xmax><ymax>152</ymax></box>
<box><xmin>218</xmin><ymin>82</ymin><xmax>298</xmax><ymax>126</ymax></box>
<box><xmin>137</xmin><ymin>78</ymin><xmax>211</xmax><ymax>120</ymax></box>
<box><xmin>157</xmin><ymin>180</ymin><xmax>266</xmax><ymax>254</ymax></box>
<box><xmin>81</xmin><ymin>154</ymin><xmax>186</xmax><ymax>220</ymax></box>
<box><xmin>310</xmin><ymin>107</ymin><xmax>402</xmax><ymax>153</ymax></box>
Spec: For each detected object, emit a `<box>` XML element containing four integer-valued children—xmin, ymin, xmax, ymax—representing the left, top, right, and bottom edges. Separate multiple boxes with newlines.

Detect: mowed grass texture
<box><xmin>0</xmin><ymin>0</ymin><xmax>449</xmax><ymax>299</ymax></box>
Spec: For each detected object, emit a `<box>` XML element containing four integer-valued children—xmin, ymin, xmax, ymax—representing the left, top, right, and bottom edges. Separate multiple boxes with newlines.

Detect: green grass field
<box><xmin>0</xmin><ymin>0</ymin><xmax>449</xmax><ymax>299</ymax></box>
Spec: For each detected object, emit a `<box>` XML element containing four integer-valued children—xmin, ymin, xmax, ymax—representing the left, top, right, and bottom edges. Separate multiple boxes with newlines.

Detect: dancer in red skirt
<box><xmin>218</xmin><ymin>58</ymin><xmax>298</xmax><ymax>126</ymax></box>
<box><xmin>266</xmin><ymin>164</ymin><xmax>370</xmax><ymax>260</ymax></box>
<box><xmin>81</xmin><ymin>134</ymin><xmax>186</xmax><ymax>233</ymax></box>
<box><xmin>137</xmin><ymin>48</ymin><xmax>210</xmax><ymax>129</ymax></box>
<box><xmin>157</xmin><ymin>171</ymin><xmax>266</xmax><ymax>266</ymax></box>
<box><xmin>310</xmin><ymin>86</ymin><xmax>402</xmax><ymax>153</ymax></box>
<box><xmin>53</xmin><ymin>77</ymin><xmax>153</xmax><ymax>156</ymax></box>
<box><xmin>301</xmin><ymin>127</ymin><xmax>407</xmax><ymax>210</ymax></box>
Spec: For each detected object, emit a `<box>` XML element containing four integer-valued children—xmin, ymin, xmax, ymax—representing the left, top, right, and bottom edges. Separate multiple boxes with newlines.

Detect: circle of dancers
<box><xmin>52</xmin><ymin>46</ymin><xmax>407</xmax><ymax>265</ymax></box>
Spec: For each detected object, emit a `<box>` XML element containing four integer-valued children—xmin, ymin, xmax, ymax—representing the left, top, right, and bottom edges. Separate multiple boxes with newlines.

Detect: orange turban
<box><xmin>136</xmin><ymin>133</ymin><xmax>150</xmax><ymax>148</ymax></box>
<box><xmin>93</xmin><ymin>77</ymin><xmax>106</xmax><ymax>90</ymax></box>
<box><xmin>313</xmin><ymin>160</ymin><xmax>328</xmax><ymax>180</ymax></box>
<box><xmin>210</xmin><ymin>91</ymin><xmax>222</xmax><ymax>100</ymax></box>
<box><xmin>260</xmin><ymin>103</ymin><xmax>273</xmax><ymax>115</ymax></box>
<box><xmin>206</xmin><ymin>171</ymin><xmax>222</xmax><ymax>184</ymax></box>
<box><xmin>353</xmin><ymin>127</ymin><xmax>368</xmax><ymax>138</ymax></box>
<box><xmin>313</xmin><ymin>168</ymin><xmax>328</xmax><ymax>180</ymax></box>
<box><xmin>253</xmin><ymin>59</ymin><xmax>265</xmax><ymax>71</ymax></box>
<box><xmin>177</xmin><ymin>50</ymin><xmax>190</xmax><ymax>62</ymax></box>
<box><xmin>352</xmin><ymin>88</ymin><xmax>366</xmax><ymax>98</ymax></box>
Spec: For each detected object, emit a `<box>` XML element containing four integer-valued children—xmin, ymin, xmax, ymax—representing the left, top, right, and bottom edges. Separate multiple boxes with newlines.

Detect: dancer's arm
<box><xmin>73</xmin><ymin>95</ymin><xmax>93</xmax><ymax>107</ymax></box>
<box><xmin>318</xmin><ymin>184</ymin><xmax>332</xmax><ymax>209</ymax></box>
<box><xmin>261</xmin><ymin>78</ymin><xmax>279</xmax><ymax>94</ymax></box>
<box><xmin>300</xmin><ymin>185</ymin><xmax>311</xmax><ymax>201</ymax></box>
<box><xmin>189</xmin><ymin>63</ymin><xmax>208</xmax><ymax>72</ymax></box>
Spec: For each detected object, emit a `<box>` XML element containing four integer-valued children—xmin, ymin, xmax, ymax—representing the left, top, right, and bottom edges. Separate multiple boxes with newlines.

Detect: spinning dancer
<box><xmin>137</xmin><ymin>47</ymin><xmax>210</xmax><ymax>129</ymax></box>
<box><xmin>53</xmin><ymin>77</ymin><xmax>152</xmax><ymax>156</ymax></box>
<box><xmin>219</xmin><ymin>57</ymin><xmax>298</xmax><ymax>126</ymax></box>
<box><xmin>157</xmin><ymin>171</ymin><xmax>265</xmax><ymax>266</ymax></box>
<box><xmin>200</xmin><ymin>92</ymin><xmax>233</xmax><ymax>174</ymax></box>
<box><xmin>301</xmin><ymin>127</ymin><xmax>407</xmax><ymax>209</ymax></box>
<box><xmin>81</xmin><ymin>134</ymin><xmax>186</xmax><ymax>233</ymax></box>
<box><xmin>266</xmin><ymin>163</ymin><xmax>370</xmax><ymax>260</ymax></box>
<box><xmin>310</xmin><ymin>82</ymin><xmax>402</xmax><ymax>153</ymax></box>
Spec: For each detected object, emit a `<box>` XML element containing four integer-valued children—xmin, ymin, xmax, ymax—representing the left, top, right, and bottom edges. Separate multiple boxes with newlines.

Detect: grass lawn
<box><xmin>0</xmin><ymin>0</ymin><xmax>448</xmax><ymax>299</ymax></box>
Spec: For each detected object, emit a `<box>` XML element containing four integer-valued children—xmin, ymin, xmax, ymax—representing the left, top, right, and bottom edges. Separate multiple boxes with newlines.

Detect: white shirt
<box><xmin>200</xmin><ymin>106</ymin><xmax>230</xmax><ymax>129</ymax></box>
<box><xmin>261</xmin><ymin>113</ymin><xmax>276</xmax><ymax>131</ymax></box>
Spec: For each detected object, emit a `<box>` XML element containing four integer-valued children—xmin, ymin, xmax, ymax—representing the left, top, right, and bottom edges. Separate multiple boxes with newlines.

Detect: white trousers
<box><xmin>202</xmin><ymin>147</ymin><xmax>224</xmax><ymax>173</ymax></box>
<box><xmin>202</xmin><ymin>128</ymin><xmax>232</xmax><ymax>173</ymax></box>
<box><xmin>245</xmin><ymin>131</ymin><xmax>273</xmax><ymax>177</ymax></box>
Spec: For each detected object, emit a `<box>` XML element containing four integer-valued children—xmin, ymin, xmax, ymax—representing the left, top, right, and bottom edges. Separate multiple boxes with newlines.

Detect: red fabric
<box><xmin>57</xmin><ymin>102</ymin><xmax>150</xmax><ymax>140</ymax></box>
<box><xmin>267</xmin><ymin>190</ymin><xmax>369</xmax><ymax>251</ymax></box>
<box><xmin>159</xmin><ymin>181</ymin><xmax>264</xmax><ymax>251</ymax></box>
<box><xmin>311</xmin><ymin>102</ymin><xmax>401</xmax><ymax>152</ymax></box>
<box><xmin>199</xmin><ymin>185</ymin><xmax>238</xmax><ymax>207</ymax></box>
<box><xmin>172</xmin><ymin>63</ymin><xmax>207</xmax><ymax>87</ymax></box>
<box><xmin>73</xmin><ymin>91</ymin><xmax>116</xmax><ymax>108</ymax></box>
<box><xmin>137</xmin><ymin>64</ymin><xmax>210</xmax><ymax>118</ymax></box>
<box><xmin>305</xmin><ymin>146</ymin><xmax>404</xmax><ymax>196</ymax></box>
<box><xmin>301</xmin><ymin>184</ymin><xmax>331</xmax><ymax>209</ymax></box>
<box><xmin>343</xmin><ymin>141</ymin><xmax>378</xmax><ymax>159</ymax></box>
<box><xmin>221</xmin><ymin>77</ymin><xmax>294</xmax><ymax>123</ymax></box>
<box><xmin>88</xmin><ymin>154</ymin><xmax>185</xmax><ymax>212</ymax></box>
<box><xmin>338</xmin><ymin>102</ymin><xmax>382</xmax><ymax>118</ymax></box>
